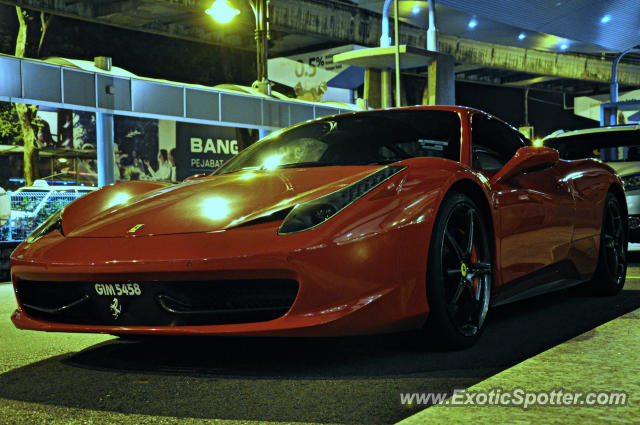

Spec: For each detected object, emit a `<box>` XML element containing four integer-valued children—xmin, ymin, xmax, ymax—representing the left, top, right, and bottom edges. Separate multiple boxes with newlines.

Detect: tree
<box><xmin>13</xmin><ymin>6</ymin><xmax>53</xmax><ymax>186</ymax></box>
<box><xmin>0</xmin><ymin>103</ymin><xmax>22</xmax><ymax>145</ymax></box>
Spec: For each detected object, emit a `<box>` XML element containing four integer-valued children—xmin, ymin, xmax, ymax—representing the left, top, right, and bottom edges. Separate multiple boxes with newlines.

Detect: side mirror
<box><xmin>489</xmin><ymin>147</ymin><xmax>559</xmax><ymax>186</ymax></box>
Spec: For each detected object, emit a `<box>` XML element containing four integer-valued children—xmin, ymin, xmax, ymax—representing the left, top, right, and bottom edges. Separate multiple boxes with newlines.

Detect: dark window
<box><xmin>471</xmin><ymin>114</ymin><xmax>527</xmax><ymax>171</ymax></box>
<box><xmin>216</xmin><ymin>110</ymin><xmax>462</xmax><ymax>174</ymax></box>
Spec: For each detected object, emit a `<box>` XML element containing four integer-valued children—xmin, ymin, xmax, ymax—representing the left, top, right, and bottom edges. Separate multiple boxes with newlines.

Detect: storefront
<box><xmin>0</xmin><ymin>54</ymin><xmax>354</xmax><ymax>258</ymax></box>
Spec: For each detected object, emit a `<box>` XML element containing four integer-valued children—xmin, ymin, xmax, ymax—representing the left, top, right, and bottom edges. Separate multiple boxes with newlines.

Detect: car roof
<box><xmin>318</xmin><ymin>105</ymin><xmax>524</xmax><ymax>137</ymax></box>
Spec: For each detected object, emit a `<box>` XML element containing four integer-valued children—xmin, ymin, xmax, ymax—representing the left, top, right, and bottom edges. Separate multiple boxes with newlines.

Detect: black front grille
<box><xmin>16</xmin><ymin>279</ymin><xmax>298</xmax><ymax>326</ymax></box>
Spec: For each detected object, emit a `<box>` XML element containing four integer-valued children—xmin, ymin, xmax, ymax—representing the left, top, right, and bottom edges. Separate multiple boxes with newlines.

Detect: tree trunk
<box><xmin>13</xmin><ymin>6</ymin><xmax>42</xmax><ymax>186</ymax></box>
<box><xmin>37</xmin><ymin>12</ymin><xmax>52</xmax><ymax>57</ymax></box>
<box><xmin>14</xmin><ymin>7</ymin><xmax>27</xmax><ymax>57</ymax></box>
<box><xmin>15</xmin><ymin>104</ymin><xmax>39</xmax><ymax>186</ymax></box>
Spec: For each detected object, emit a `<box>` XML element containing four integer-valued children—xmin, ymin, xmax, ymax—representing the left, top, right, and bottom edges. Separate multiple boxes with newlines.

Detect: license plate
<box><xmin>94</xmin><ymin>283</ymin><xmax>142</xmax><ymax>296</ymax></box>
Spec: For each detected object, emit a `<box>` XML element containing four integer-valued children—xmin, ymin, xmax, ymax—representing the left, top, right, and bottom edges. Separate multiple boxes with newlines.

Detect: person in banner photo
<box><xmin>145</xmin><ymin>149</ymin><xmax>172</xmax><ymax>181</ymax></box>
<box><xmin>169</xmin><ymin>148</ymin><xmax>177</xmax><ymax>182</ymax></box>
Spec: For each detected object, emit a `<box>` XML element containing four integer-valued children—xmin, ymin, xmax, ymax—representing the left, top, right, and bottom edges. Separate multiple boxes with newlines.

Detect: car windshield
<box><xmin>215</xmin><ymin>110</ymin><xmax>461</xmax><ymax>174</ymax></box>
<box><xmin>545</xmin><ymin>130</ymin><xmax>640</xmax><ymax>162</ymax></box>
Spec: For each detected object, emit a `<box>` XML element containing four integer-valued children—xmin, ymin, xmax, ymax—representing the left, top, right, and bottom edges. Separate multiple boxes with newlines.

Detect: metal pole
<box><xmin>96</xmin><ymin>112</ymin><xmax>115</xmax><ymax>187</ymax></box>
<box><xmin>524</xmin><ymin>87</ymin><xmax>530</xmax><ymax>125</ymax></box>
<box><xmin>380</xmin><ymin>0</ymin><xmax>393</xmax><ymax>47</ymax></box>
<box><xmin>427</xmin><ymin>0</ymin><xmax>439</xmax><ymax>51</ymax></box>
<box><xmin>394</xmin><ymin>0</ymin><xmax>401</xmax><ymax>107</ymax></box>
<box><xmin>609</xmin><ymin>48</ymin><xmax>639</xmax><ymax>125</ymax></box>
<box><xmin>264</xmin><ymin>0</ymin><xmax>270</xmax><ymax>95</ymax></box>
<box><xmin>381</xmin><ymin>70</ymin><xmax>391</xmax><ymax>108</ymax></box>
<box><xmin>252</xmin><ymin>0</ymin><xmax>270</xmax><ymax>94</ymax></box>
<box><xmin>254</xmin><ymin>6</ymin><xmax>261</xmax><ymax>84</ymax></box>
<box><xmin>610</xmin><ymin>48</ymin><xmax>639</xmax><ymax>104</ymax></box>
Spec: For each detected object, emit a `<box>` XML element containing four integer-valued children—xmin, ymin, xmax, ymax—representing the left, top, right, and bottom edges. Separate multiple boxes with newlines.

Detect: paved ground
<box><xmin>399</xmin><ymin>308</ymin><xmax>640</xmax><ymax>425</ymax></box>
<box><xmin>1</xmin><ymin>256</ymin><xmax>639</xmax><ymax>424</ymax></box>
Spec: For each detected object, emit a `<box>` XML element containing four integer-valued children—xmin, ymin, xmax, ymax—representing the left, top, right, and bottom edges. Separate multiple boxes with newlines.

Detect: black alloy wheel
<box><xmin>425</xmin><ymin>192</ymin><xmax>493</xmax><ymax>349</ymax></box>
<box><xmin>591</xmin><ymin>193</ymin><xmax>627</xmax><ymax>295</ymax></box>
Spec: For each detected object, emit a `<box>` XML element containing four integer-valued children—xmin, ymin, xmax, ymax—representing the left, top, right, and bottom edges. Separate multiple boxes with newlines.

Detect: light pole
<box><xmin>206</xmin><ymin>0</ymin><xmax>271</xmax><ymax>94</ymax></box>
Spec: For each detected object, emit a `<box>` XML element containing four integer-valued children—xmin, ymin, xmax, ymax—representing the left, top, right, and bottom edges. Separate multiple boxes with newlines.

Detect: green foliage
<box><xmin>0</xmin><ymin>102</ymin><xmax>43</xmax><ymax>146</ymax></box>
<box><xmin>0</xmin><ymin>103</ymin><xmax>22</xmax><ymax>145</ymax></box>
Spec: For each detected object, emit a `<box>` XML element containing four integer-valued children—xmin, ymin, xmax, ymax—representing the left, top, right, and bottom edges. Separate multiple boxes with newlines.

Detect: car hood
<box><xmin>605</xmin><ymin>161</ymin><xmax>640</xmax><ymax>177</ymax></box>
<box><xmin>64</xmin><ymin>166</ymin><xmax>383</xmax><ymax>237</ymax></box>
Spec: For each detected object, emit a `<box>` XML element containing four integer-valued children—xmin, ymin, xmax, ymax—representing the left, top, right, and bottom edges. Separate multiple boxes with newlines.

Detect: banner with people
<box><xmin>175</xmin><ymin>122</ymin><xmax>258</xmax><ymax>181</ymax></box>
<box><xmin>0</xmin><ymin>100</ymin><xmax>260</xmax><ymax>189</ymax></box>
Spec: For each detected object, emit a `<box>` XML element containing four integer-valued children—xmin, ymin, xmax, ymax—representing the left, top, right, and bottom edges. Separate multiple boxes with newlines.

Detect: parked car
<box><xmin>10</xmin><ymin>107</ymin><xmax>626</xmax><ymax>349</ymax></box>
<box><xmin>544</xmin><ymin>124</ymin><xmax>640</xmax><ymax>241</ymax></box>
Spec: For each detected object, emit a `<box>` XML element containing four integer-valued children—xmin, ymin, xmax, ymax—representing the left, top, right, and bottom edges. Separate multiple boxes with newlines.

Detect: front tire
<box><xmin>424</xmin><ymin>192</ymin><xmax>493</xmax><ymax>349</ymax></box>
<box><xmin>590</xmin><ymin>193</ymin><xmax>627</xmax><ymax>295</ymax></box>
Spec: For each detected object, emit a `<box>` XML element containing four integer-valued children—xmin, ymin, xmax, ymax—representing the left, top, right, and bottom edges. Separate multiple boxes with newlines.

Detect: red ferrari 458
<box><xmin>10</xmin><ymin>106</ymin><xmax>627</xmax><ymax>348</ymax></box>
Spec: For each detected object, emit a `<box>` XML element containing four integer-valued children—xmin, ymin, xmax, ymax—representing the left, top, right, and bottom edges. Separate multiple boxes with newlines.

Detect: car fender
<box><xmin>384</xmin><ymin>158</ymin><xmax>499</xmax><ymax>301</ymax></box>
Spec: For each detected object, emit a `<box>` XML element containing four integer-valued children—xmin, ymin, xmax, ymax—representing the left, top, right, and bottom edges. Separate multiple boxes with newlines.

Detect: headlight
<box><xmin>621</xmin><ymin>173</ymin><xmax>640</xmax><ymax>192</ymax></box>
<box><xmin>25</xmin><ymin>208</ymin><xmax>64</xmax><ymax>244</ymax></box>
<box><xmin>278</xmin><ymin>166</ymin><xmax>406</xmax><ymax>234</ymax></box>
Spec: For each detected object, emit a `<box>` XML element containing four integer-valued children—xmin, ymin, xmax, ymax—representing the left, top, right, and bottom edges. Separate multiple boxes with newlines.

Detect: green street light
<box><xmin>205</xmin><ymin>0</ymin><xmax>240</xmax><ymax>24</ymax></box>
<box><xmin>206</xmin><ymin>0</ymin><xmax>271</xmax><ymax>94</ymax></box>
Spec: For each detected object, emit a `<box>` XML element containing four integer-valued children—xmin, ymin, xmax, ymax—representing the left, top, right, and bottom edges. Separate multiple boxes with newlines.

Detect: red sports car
<box><xmin>10</xmin><ymin>106</ymin><xmax>627</xmax><ymax>348</ymax></box>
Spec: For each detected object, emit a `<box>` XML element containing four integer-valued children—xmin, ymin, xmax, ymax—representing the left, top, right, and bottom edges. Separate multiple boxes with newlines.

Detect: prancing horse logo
<box><xmin>110</xmin><ymin>298</ymin><xmax>122</xmax><ymax>319</ymax></box>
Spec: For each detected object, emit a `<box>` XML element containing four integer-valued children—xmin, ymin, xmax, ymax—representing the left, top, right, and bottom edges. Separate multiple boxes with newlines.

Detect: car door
<box><xmin>470</xmin><ymin>114</ymin><xmax>575</xmax><ymax>286</ymax></box>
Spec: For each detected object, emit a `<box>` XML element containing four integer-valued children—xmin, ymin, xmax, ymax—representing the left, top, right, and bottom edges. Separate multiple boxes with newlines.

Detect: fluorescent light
<box><xmin>468</xmin><ymin>18</ymin><xmax>478</xmax><ymax>29</ymax></box>
<box><xmin>518</xmin><ymin>32</ymin><xmax>526</xmax><ymax>40</ymax></box>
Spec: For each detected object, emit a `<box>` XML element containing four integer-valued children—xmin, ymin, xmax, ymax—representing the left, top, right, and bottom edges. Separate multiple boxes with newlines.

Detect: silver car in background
<box><xmin>544</xmin><ymin>124</ymin><xmax>640</xmax><ymax>241</ymax></box>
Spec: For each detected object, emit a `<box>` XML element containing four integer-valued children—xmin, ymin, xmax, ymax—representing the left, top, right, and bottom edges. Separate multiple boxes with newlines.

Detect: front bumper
<box><xmin>10</xmin><ymin>221</ymin><xmax>429</xmax><ymax>337</ymax></box>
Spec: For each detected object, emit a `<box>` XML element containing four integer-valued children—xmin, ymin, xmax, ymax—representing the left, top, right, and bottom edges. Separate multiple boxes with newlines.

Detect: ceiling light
<box><xmin>412</xmin><ymin>4</ymin><xmax>421</xmax><ymax>15</ymax></box>
<box><xmin>518</xmin><ymin>32</ymin><xmax>526</xmax><ymax>40</ymax></box>
<box><xmin>560</xmin><ymin>43</ymin><xmax>569</xmax><ymax>50</ymax></box>
<box><xmin>468</xmin><ymin>18</ymin><xmax>478</xmax><ymax>29</ymax></box>
<box><xmin>601</xmin><ymin>15</ymin><xmax>611</xmax><ymax>24</ymax></box>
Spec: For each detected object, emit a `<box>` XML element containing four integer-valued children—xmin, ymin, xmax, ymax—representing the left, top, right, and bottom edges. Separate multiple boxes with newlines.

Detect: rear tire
<box><xmin>423</xmin><ymin>192</ymin><xmax>493</xmax><ymax>349</ymax></box>
<box><xmin>590</xmin><ymin>193</ymin><xmax>627</xmax><ymax>295</ymax></box>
